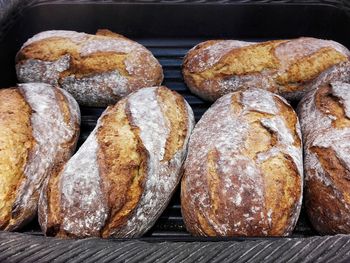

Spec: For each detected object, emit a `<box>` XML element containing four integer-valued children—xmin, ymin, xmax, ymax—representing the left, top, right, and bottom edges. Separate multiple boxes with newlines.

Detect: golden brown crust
<box><xmin>298</xmin><ymin>82</ymin><xmax>350</xmax><ymax>234</ymax></box>
<box><xmin>305</xmin><ymin>145</ymin><xmax>350</xmax><ymax>233</ymax></box>
<box><xmin>16</xmin><ymin>37</ymin><xmax>78</xmax><ymax>62</ymax></box>
<box><xmin>183</xmin><ymin>38</ymin><xmax>350</xmax><ymax>101</ymax></box>
<box><xmin>156</xmin><ymin>87</ymin><xmax>188</xmax><ymax>161</ymax></box>
<box><xmin>202</xmin><ymin>41</ymin><xmax>282</xmax><ymax>77</ymax></box>
<box><xmin>181</xmin><ymin>88</ymin><xmax>302</xmax><ymax>237</ymax></box>
<box><xmin>16</xmin><ymin>30</ymin><xmax>164</xmax><ymax>107</ymax></box>
<box><xmin>276</xmin><ymin>47</ymin><xmax>347</xmax><ymax>86</ymax></box>
<box><xmin>54</xmin><ymin>89</ymin><xmax>71</xmax><ymax>125</ymax></box>
<box><xmin>243</xmin><ymin>112</ymin><xmax>276</xmax><ymax>159</ymax></box>
<box><xmin>40</xmin><ymin>86</ymin><xmax>194</xmax><ymax>238</ymax></box>
<box><xmin>0</xmin><ymin>89</ymin><xmax>34</xmax><ymax>229</ymax></box>
<box><xmin>261</xmin><ymin>153</ymin><xmax>301</xmax><ymax>235</ymax></box>
<box><xmin>60</xmin><ymin>52</ymin><xmax>128</xmax><ymax>78</ymax></box>
<box><xmin>43</xmin><ymin>165</ymin><xmax>62</xmax><ymax>236</ymax></box>
<box><xmin>18</xmin><ymin>38</ymin><xmax>129</xmax><ymax>80</ymax></box>
<box><xmin>244</xmin><ymin>106</ymin><xmax>301</xmax><ymax>236</ymax></box>
<box><xmin>311</xmin><ymin>147</ymin><xmax>350</xmax><ymax>202</ymax></box>
<box><xmin>1</xmin><ymin>84</ymin><xmax>81</xmax><ymax>232</ymax></box>
<box><xmin>315</xmin><ymin>85</ymin><xmax>350</xmax><ymax>129</ymax></box>
<box><xmin>97</xmin><ymin>101</ymin><xmax>148</xmax><ymax>238</ymax></box>
<box><xmin>305</xmin><ymin>174</ymin><xmax>350</xmax><ymax>234</ymax></box>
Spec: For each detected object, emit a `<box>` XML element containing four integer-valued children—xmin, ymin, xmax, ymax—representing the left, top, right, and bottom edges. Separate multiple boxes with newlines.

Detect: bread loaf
<box><xmin>16</xmin><ymin>29</ymin><xmax>163</xmax><ymax>107</ymax></box>
<box><xmin>181</xmin><ymin>88</ymin><xmax>303</xmax><ymax>236</ymax></box>
<box><xmin>183</xmin><ymin>37</ymin><xmax>350</xmax><ymax>101</ymax></box>
<box><xmin>38</xmin><ymin>86</ymin><xmax>194</xmax><ymax>238</ymax></box>
<box><xmin>0</xmin><ymin>83</ymin><xmax>80</xmax><ymax>231</ymax></box>
<box><xmin>298</xmin><ymin>82</ymin><xmax>350</xmax><ymax>234</ymax></box>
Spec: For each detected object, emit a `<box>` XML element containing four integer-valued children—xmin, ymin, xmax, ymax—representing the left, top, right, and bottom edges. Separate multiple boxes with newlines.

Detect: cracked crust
<box><xmin>298</xmin><ymin>82</ymin><xmax>350</xmax><ymax>234</ymax></box>
<box><xmin>16</xmin><ymin>30</ymin><xmax>163</xmax><ymax>107</ymax></box>
<box><xmin>181</xmin><ymin>88</ymin><xmax>303</xmax><ymax>237</ymax></box>
<box><xmin>39</xmin><ymin>86</ymin><xmax>195</xmax><ymax>238</ymax></box>
<box><xmin>0</xmin><ymin>83</ymin><xmax>80</xmax><ymax>231</ymax></box>
<box><xmin>183</xmin><ymin>37</ymin><xmax>350</xmax><ymax>101</ymax></box>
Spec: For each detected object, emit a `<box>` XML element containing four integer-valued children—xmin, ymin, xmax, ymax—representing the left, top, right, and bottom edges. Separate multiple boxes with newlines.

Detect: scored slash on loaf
<box><xmin>181</xmin><ymin>88</ymin><xmax>303</xmax><ymax>237</ymax></box>
<box><xmin>38</xmin><ymin>86</ymin><xmax>195</xmax><ymax>238</ymax></box>
<box><xmin>183</xmin><ymin>37</ymin><xmax>350</xmax><ymax>101</ymax></box>
<box><xmin>16</xmin><ymin>29</ymin><xmax>163</xmax><ymax>107</ymax></box>
<box><xmin>298</xmin><ymin>82</ymin><xmax>350</xmax><ymax>234</ymax></box>
<box><xmin>0</xmin><ymin>83</ymin><xmax>80</xmax><ymax>231</ymax></box>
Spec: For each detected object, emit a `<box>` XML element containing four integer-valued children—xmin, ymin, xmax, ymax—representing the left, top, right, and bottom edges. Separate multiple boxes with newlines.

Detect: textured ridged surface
<box><xmin>0</xmin><ymin>0</ymin><xmax>350</xmax><ymax>262</ymax></box>
<box><xmin>2</xmin><ymin>231</ymin><xmax>350</xmax><ymax>262</ymax></box>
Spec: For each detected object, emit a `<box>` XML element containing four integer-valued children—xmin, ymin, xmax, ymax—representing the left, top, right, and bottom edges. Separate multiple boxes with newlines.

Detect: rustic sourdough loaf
<box><xmin>181</xmin><ymin>88</ymin><xmax>303</xmax><ymax>236</ymax></box>
<box><xmin>38</xmin><ymin>86</ymin><xmax>194</xmax><ymax>238</ymax></box>
<box><xmin>298</xmin><ymin>82</ymin><xmax>350</xmax><ymax>234</ymax></box>
<box><xmin>0</xmin><ymin>83</ymin><xmax>80</xmax><ymax>231</ymax></box>
<box><xmin>16</xmin><ymin>29</ymin><xmax>163</xmax><ymax>107</ymax></box>
<box><xmin>183</xmin><ymin>37</ymin><xmax>350</xmax><ymax>101</ymax></box>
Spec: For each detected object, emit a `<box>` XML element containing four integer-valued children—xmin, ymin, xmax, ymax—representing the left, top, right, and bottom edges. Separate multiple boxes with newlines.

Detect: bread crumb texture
<box><xmin>181</xmin><ymin>88</ymin><xmax>303</xmax><ymax>236</ymax></box>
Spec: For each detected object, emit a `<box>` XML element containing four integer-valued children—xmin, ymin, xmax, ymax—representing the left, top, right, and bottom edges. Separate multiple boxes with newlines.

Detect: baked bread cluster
<box><xmin>1</xmin><ymin>30</ymin><xmax>350</xmax><ymax>238</ymax></box>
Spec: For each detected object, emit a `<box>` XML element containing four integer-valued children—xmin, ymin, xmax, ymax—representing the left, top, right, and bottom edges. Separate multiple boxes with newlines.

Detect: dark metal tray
<box><xmin>1</xmin><ymin>0</ymin><xmax>350</xmax><ymax>262</ymax></box>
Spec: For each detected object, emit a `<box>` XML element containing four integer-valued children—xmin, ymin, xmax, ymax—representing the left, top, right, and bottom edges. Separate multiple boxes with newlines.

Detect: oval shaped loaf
<box><xmin>181</xmin><ymin>88</ymin><xmax>303</xmax><ymax>237</ymax></box>
<box><xmin>38</xmin><ymin>86</ymin><xmax>194</xmax><ymax>238</ymax></box>
<box><xmin>16</xmin><ymin>29</ymin><xmax>163</xmax><ymax>107</ymax></box>
<box><xmin>298</xmin><ymin>82</ymin><xmax>350</xmax><ymax>234</ymax></box>
<box><xmin>183</xmin><ymin>37</ymin><xmax>350</xmax><ymax>101</ymax></box>
<box><xmin>0</xmin><ymin>83</ymin><xmax>80</xmax><ymax>231</ymax></box>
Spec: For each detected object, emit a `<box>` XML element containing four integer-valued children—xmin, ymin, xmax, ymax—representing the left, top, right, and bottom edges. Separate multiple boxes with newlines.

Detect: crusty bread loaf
<box><xmin>298</xmin><ymin>82</ymin><xmax>350</xmax><ymax>234</ymax></box>
<box><xmin>181</xmin><ymin>88</ymin><xmax>303</xmax><ymax>236</ymax></box>
<box><xmin>183</xmin><ymin>37</ymin><xmax>350</xmax><ymax>101</ymax></box>
<box><xmin>16</xmin><ymin>29</ymin><xmax>163</xmax><ymax>107</ymax></box>
<box><xmin>38</xmin><ymin>86</ymin><xmax>194</xmax><ymax>238</ymax></box>
<box><xmin>0</xmin><ymin>83</ymin><xmax>80</xmax><ymax>231</ymax></box>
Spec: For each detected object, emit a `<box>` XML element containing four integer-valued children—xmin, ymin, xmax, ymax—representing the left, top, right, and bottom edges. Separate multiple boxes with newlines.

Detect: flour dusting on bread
<box><xmin>60</xmin><ymin>130</ymin><xmax>108</xmax><ymax>237</ymax></box>
<box><xmin>39</xmin><ymin>86</ymin><xmax>194</xmax><ymax>238</ymax></box>
<box><xmin>298</xmin><ymin>82</ymin><xmax>350</xmax><ymax>234</ymax></box>
<box><xmin>16</xmin><ymin>30</ymin><xmax>163</xmax><ymax>106</ymax></box>
<box><xmin>181</xmin><ymin>88</ymin><xmax>303</xmax><ymax>236</ymax></box>
<box><xmin>5</xmin><ymin>83</ymin><xmax>80</xmax><ymax>230</ymax></box>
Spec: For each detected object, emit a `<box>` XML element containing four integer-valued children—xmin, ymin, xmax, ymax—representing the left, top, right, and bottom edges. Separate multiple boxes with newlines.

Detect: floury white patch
<box><xmin>60</xmin><ymin>70</ymin><xmax>129</xmax><ymax>106</ymax></box>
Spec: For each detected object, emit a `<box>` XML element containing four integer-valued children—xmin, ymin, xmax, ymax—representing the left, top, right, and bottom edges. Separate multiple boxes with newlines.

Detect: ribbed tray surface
<box><xmin>2</xmin><ymin>231</ymin><xmax>350</xmax><ymax>263</ymax></box>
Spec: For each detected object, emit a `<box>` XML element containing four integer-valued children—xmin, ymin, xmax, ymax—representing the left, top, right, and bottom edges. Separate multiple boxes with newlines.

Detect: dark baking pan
<box><xmin>1</xmin><ymin>0</ymin><xmax>350</xmax><ymax>262</ymax></box>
